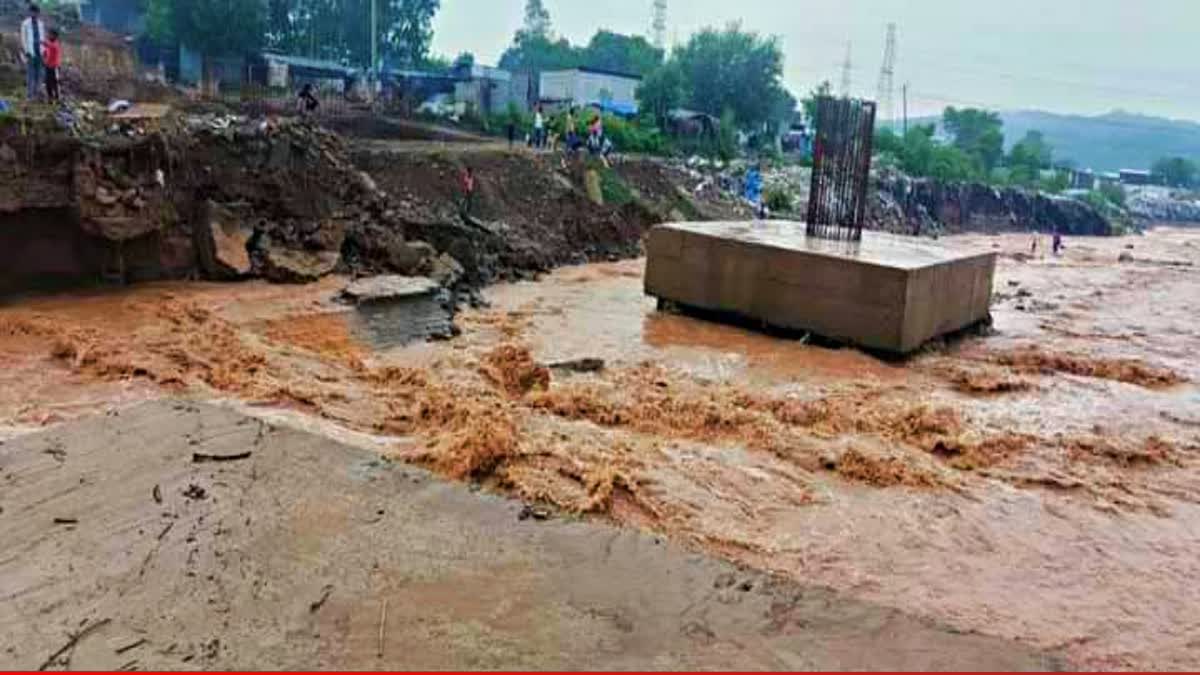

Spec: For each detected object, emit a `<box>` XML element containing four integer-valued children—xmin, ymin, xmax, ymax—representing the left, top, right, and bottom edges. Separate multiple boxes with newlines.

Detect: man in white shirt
<box><xmin>20</xmin><ymin>4</ymin><xmax>46</xmax><ymax>101</ymax></box>
<box><xmin>533</xmin><ymin>105</ymin><xmax>545</xmax><ymax>149</ymax></box>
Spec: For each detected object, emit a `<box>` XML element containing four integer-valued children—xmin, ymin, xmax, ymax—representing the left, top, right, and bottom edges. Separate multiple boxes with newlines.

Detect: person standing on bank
<box><xmin>20</xmin><ymin>4</ymin><xmax>47</xmax><ymax>101</ymax></box>
<box><xmin>42</xmin><ymin>28</ymin><xmax>62</xmax><ymax>103</ymax></box>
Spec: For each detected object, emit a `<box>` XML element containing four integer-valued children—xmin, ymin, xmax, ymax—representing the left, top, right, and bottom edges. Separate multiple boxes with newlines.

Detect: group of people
<box><xmin>506</xmin><ymin>105</ymin><xmax>614</xmax><ymax>165</ymax></box>
<box><xmin>19</xmin><ymin>4</ymin><xmax>63</xmax><ymax>103</ymax></box>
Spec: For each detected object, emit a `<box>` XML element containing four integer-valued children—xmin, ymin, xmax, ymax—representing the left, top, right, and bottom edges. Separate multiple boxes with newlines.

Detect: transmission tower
<box><xmin>651</xmin><ymin>0</ymin><xmax>667</xmax><ymax>49</ymax></box>
<box><xmin>840</xmin><ymin>41</ymin><xmax>852</xmax><ymax>98</ymax></box>
<box><xmin>876</xmin><ymin>23</ymin><xmax>897</xmax><ymax>128</ymax></box>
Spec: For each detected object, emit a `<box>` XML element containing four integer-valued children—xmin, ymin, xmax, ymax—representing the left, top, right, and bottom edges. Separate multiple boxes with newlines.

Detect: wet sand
<box><xmin>1</xmin><ymin>229</ymin><xmax>1198</xmax><ymax>669</ymax></box>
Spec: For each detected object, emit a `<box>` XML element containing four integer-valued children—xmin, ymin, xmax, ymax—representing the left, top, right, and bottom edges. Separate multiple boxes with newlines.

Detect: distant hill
<box><xmin>904</xmin><ymin>110</ymin><xmax>1200</xmax><ymax>173</ymax></box>
<box><xmin>1000</xmin><ymin>111</ymin><xmax>1200</xmax><ymax>173</ymax></box>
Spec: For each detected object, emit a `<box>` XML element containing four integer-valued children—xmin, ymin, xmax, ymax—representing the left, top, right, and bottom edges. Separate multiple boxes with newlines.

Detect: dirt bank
<box><xmin>0</xmin><ymin>401</ymin><xmax>1061</xmax><ymax>671</ymax></box>
<box><xmin>2</xmin><ymin>112</ymin><xmax>727</xmax><ymax>298</ymax></box>
<box><xmin>349</xmin><ymin>145</ymin><xmax>721</xmax><ymax>286</ymax></box>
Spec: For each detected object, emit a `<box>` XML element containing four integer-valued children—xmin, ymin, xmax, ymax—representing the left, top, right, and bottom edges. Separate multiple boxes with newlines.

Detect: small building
<box><xmin>1069</xmin><ymin>169</ymin><xmax>1096</xmax><ymax>191</ymax></box>
<box><xmin>178</xmin><ymin>46</ymin><xmax>246</xmax><ymax>89</ymax></box>
<box><xmin>453</xmin><ymin>64</ymin><xmax>526</xmax><ymax>115</ymax></box>
<box><xmin>255</xmin><ymin>53</ymin><xmax>358</xmax><ymax>93</ymax></box>
<box><xmin>380</xmin><ymin>68</ymin><xmax>458</xmax><ymax>113</ymax></box>
<box><xmin>1119</xmin><ymin>169</ymin><xmax>1153</xmax><ymax>186</ymax></box>
<box><xmin>539</xmin><ymin>67</ymin><xmax>641</xmax><ymax>115</ymax></box>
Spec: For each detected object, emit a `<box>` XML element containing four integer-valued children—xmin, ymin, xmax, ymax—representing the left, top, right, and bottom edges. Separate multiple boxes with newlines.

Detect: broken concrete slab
<box><xmin>645</xmin><ymin>221</ymin><xmax>997</xmax><ymax>354</ymax></box>
<box><xmin>0</xmin><ymin>401</ymin><xmax>1064</xmax><ymax>671</ymax></box>
<box><xmin>339</xmin><ymin>275</ymin><xmax>440</xmax><ymax>304</ymax></box>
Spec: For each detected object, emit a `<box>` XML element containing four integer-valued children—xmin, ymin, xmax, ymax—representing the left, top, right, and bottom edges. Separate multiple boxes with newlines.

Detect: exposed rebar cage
<box><xmin>806</xmin><ymin>97</ymin><xmax>878</xmax><ymax>241</ymax></box>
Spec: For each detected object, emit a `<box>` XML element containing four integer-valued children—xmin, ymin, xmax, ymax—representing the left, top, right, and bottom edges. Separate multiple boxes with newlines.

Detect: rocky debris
<box><xmin>339</xmin><ymin>275</ymin><xmax>440</xmax><ymax>304</ymax></box>
<box><xmin>874</xmin><ymin>173</ymin><xmax>1113</xmax><ymax>236</ymax></box>
<box><xmin>639</xmin><ymin>159</ymin><xmax>1112</xmax><ymax>238</ymax></box>
<box><xmin>1126</xmin><ymin>189</ymin><xmax>1200</xmax><ymax>224</ymax></box>
<box><xmin>261</xmin><ymin>245</ymin><xmax>340</xmax><ymax>284</ymax></box>
<box><xmin>351</xmin><ymin>149</ymin><xmax>664</xmax><ymax>286</ymax></box>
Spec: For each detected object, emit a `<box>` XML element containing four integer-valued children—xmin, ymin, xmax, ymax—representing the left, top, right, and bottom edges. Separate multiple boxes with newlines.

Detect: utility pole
<box><xmin>839</xmin><ymin>42</ymin><xmax>852</xmax><ymax>98</ymax></box>
<box><xmin>902</xmin><ymin>83</ymin><xmax>909</xmax><ymax>136</ymax></box>
<box><xmin>875</xmin><ymin>23</ymin><xmax>897</xmax><ymax>129</ymax></box>
<box><xmin>651</xmin><ymin>0</ymin><xmax>667</xmax><ymax>50</ymax></box>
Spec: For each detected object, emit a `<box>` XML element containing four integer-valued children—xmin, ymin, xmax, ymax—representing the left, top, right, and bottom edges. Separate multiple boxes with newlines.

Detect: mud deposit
<box><xmin>2</xmin><ymin>230</ymin><xmax>1200</xmax><ymax>669</ymax></box>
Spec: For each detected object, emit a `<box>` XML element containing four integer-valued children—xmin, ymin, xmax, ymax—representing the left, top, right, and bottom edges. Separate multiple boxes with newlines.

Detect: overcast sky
<box><xmin>432</xmin><ymin>0</ymin><xmax>1200</xmax><ymax>122</ymax></box>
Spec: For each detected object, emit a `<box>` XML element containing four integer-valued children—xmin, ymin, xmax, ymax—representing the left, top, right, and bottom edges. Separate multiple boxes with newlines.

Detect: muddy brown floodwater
<box><xmin>2</xmin><ymin>229</ymin><xmax>1200</xmax><ymax>669</ymax></box>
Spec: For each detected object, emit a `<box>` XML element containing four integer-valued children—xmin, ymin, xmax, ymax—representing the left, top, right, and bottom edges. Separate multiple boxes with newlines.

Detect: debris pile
<box><xmin>1126</xmin><ymin>189</ymin><xmax>1200</xmax><ymax>225</ymax></box>
<box><xmin>875</xmin><ymin>172</ymin><xmax>1115</xmax><ymax>236</ymax></box>
<box><xmin>0</xmin><ymin>109</ymin><xmax>463</xmax><ymax>293</ymax></box>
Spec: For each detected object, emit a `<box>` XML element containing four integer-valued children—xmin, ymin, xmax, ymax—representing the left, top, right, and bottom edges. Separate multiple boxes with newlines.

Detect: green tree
<box><xmin>874</xmin><ymin>127</ymin><xmax>904</xmax><ymax>158</ymax></box>
<box><xmin>582</xmin><ymin>31</ymin><xmax>664</xmax><ymax>77</ymax></box>
<box><xmin>1099</xmin><ymin>181</ymin><xmax>1126</xmax><ymax>207</ymax></box>
<box><xmin>1039</xmin><ymin>171</ymin><xmax>1070</xmax><ymax>194</ymax></box>
<box><xmin>801</xmin><ymin>80</ymin><xmax>833</xmax><ymax>125</ymax></box>
<box><xmin>927</xmin><ymin>144</ymin><xmax>978</xmax><ymax>182</ymax></box>
<box><xmin>263</xmin><ymin>0</ymin><xmax>439</xmax><ymax>69</ymax></box>
<box><xmin>1008</xmin><ymin>130</ymin><xmax>1053</xmax><ymax>186</ymax></box>
<box><xmin>942</xmin><ymin>107</ymin><xmax>1005</xmax><ymax>172</ymax></box>
<box><xmin>453</xmin><ymin>51</ymin><xmax>475</xmax><ymax>71</ymax></box>
<box><xmin>498</xmin><ymin>32</ymin><xmax>581</xmax><ymax>71</ymax></box>
<box><xmin>876</xmin><ymin>124</ymin><xmax>979</xmax><ymax>182</ymax></box>
<box><xmin>717</xmin><ymin>107</ymin><xmax>738</xmax><ymax>161</ymax></box>
<box><xmin>1151</xmin><ymin>156</ymin><xmax>1198</xmax><ymax>188</ymax></box>
<box><xmin>147</xmin><ymin>0</ymin><xmax>266</xmax><ymax>92</ymax></box>
<box><xmin>669</xmin><ymin>24</ymin><xmax>789</xmax><ymax>131</ymax></box>
<box><xmin>522</xmin><ymin>0</ymin><xmax>551</xmax><ymax>39</ymax></box>
<box><xmin>636</xmin><ymin>60</ymin><xmax>685</xmax><ymax>127</ymax></box>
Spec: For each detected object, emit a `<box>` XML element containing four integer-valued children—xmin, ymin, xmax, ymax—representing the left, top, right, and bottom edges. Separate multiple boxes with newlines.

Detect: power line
<box><xmin>875</xmin><ymin>23</ymin><xmax>897</xmax><ymax>128</ymax></box>
<box><xmin>797</xmin><ymin>27</ymin><xmax>1199</xmax><ymax>107</ymax></box>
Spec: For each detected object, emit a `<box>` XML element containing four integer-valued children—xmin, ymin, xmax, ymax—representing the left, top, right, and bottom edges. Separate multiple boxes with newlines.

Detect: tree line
<box><xmin>497</xmin><ymin>1</ymin><xmax>795</xmax><ymax>139</ymax></box>
<box><xmin>146</xmin><ymin>0</ymin><xmax>441</xmax><ymax>74</ymax></box>
<box><xmin>873</xmin><ymin>106</ymin><xmax>1068</xmax><ymax>190</ymax></box>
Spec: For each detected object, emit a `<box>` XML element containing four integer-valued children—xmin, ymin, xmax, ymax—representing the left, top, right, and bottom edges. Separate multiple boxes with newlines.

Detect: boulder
<box><xmin>261</xmin><ymin>241</ymin><xmax>340</xmax><ymax>283</ymax></box>
<box><xmin>387</xmin><ymin>239</ymin><xmax>438</xmax><ymax>275</ymax></box>
<box><xmin>302</xmin><ymin>218</ymin><xmax>348</xmax><ymax>252</ymax></box>
<box><xmin>193</xmin><ymin>200</ymin><xmax>253</xmax><ymax>279</ymax></box>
